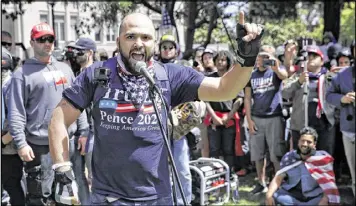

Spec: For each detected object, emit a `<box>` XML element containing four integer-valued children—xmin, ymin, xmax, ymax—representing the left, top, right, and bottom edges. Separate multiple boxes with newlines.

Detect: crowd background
<box><xmin>1</xmin><ymin>1</ymin><xmax>355</xmax><ymax>206</ymax></box>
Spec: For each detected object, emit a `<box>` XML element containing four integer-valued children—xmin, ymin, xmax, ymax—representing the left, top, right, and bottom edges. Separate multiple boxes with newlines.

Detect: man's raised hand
<box><xmin>235</xmin><ymin>11</ymin><xmax>264</xmax><ymax>67</ymax></box>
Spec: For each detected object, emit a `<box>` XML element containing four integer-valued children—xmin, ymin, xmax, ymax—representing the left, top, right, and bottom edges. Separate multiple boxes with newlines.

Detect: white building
<box><xmin>1</xmin><ymin>1</ymin><xmax>187</xmax><ymax>60</ymax></box>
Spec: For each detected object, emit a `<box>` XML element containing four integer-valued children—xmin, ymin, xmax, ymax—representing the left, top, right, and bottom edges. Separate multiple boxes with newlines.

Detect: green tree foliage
<box><xmin>76</xmin><ymin>1</ymin><xmax>137</xmax><ymax>35</ymax></box>
<box><xmin>339</xmin><ymin>2</ymin><xmax>355</xmax><ymax>46</ymax></box>
<box><xmin>262</xmin><ymin>18</ymin><xmax>324</xmax><ymax>47</ymax></box>
<box><xmin>194</xmin><ymin>18</ymin><xmax>230</xmax><ymax>44</ymax></box>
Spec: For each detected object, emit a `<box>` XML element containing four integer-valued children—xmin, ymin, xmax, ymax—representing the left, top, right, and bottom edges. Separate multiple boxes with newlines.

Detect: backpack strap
<box><xmin>154</xmin><ymin>62</ymin><xmax>171</xmax><ymax>111</ymax></box>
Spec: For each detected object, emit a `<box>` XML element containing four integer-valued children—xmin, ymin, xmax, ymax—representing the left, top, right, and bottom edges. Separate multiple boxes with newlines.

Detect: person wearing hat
<box><xmin>67</xmin><ymin>37</ymin><xmax>98</xmax><ymax>205</ymax></box>
<box><xmin>1</xmin><ymin>46</ymin><xmax>26</xmax><ymax>206</ymax></box>
<box><xmin>157</xmin><ymin>34</ymin><xmax>198</xmax><ymax>205</ymax></box>
<box><xmin>244</xmin><ymin>45</ymin><xmax>288</xmax><ymax>195</ymax></box>
<box><xmin>6</xmin><ymin>22</ymin><xmax>89</xmax><ymax>205</ymax></box>
<box><xmin>282</xmin><ymin>45</ymin><xmax>336</xmax><ymax>156</ymax></box>
<box><xmin>158</xmin><ymin>34</ymin><xmax>179</xmax><ymax>64</ymax></box>
<box><xmin>71</xmin><ymin>37</ymin><xmax>98</xmax><ymax>73</ymax></box>
<box><xmin>201</xmin><ymin>48</ymin><xmax>217</xmax><ymax>76</ymax></box>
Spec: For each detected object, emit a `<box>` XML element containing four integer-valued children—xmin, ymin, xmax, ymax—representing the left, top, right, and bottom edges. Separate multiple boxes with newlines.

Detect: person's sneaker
<box><xmin>250</xmin><ymin>183</ymin><xmax>268</xmax><ymax>195</ymax></box>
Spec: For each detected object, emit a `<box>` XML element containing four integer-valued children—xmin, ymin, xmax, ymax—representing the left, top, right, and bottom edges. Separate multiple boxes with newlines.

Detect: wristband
<box><xmin>52</xmin><ymin>162</ymin><xmax>72</xmax><ymax>170</ymax></box>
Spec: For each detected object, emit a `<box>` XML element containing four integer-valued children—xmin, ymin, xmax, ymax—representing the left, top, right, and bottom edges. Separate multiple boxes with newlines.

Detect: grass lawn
<box><xmin>221</xmin><ymin>170</ymin><xmax>354</xmax><ymax>206</ymax></box>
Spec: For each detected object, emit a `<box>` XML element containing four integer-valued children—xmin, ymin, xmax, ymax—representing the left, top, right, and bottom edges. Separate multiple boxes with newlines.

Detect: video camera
<box><xmin>295</xmin><ymin>37</ymin><xmax>316</xmax><ymax>63</ymax></box>
<box><xmin>94</xmin><ymin>67</ymin><xmax>111</xmax><ymax>87</ymax></box>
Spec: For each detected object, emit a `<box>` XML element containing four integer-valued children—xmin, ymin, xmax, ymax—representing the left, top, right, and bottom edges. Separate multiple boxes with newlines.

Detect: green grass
<box><xmin>224</xmin><ymin>172</ymin><xmax>264</xmax><ymax>206</ymax></box>
<box><xmin>222</xmin><ymin>171</ymin><xmax>355</xmax><ymax>206</ymax></box>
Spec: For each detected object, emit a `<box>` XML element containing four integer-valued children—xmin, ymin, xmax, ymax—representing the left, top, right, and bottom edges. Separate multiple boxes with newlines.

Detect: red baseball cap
<box><xmin>31</xmin><ymin>23</ymin><xmax>55</xmax><ymax>39</ymax></box>
<box><xmin>306</xmin><ymin>45</ymin><xmax>323</xmax><ymax>59</ymax></box>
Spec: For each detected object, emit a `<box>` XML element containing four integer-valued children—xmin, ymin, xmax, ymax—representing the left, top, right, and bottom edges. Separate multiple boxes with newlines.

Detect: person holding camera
<box><xmin>282</xmin><ymin>46</ymin><xmax>336</xmax><ymax>157</ymax></box>
<box><xmin>6</xmin><ymin>23</ymin><xmax>89</xmax><ymax>205</ymax></box>
<box><xmin>326</xmin><ymin>51</ymin><xmax>355</xmax><ymax>197</ymax></box>
<box><xmin>192</xmin><ymin>47</ymin><xmax>205</xmax><ymax>73</ymax></box>
<box><xmin>47</xmin><ymin>11</ymin><xmax>263</xmax><ymax>205</ymax></box>
<box><xmin>244</xmin><ymin>45</ymin><xmax>288</xmax><ymax>194</ymax></box>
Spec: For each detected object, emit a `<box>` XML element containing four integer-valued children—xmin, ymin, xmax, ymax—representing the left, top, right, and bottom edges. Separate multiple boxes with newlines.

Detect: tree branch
<box><xmin>139</xmin><ymin>0</ymin><xmax>161</xmax><ymax>14</ymax></box>
<box><xmin>195</xmin><ymin>18</ymin><xmax>209</xmax><ymax>28</ymax></box>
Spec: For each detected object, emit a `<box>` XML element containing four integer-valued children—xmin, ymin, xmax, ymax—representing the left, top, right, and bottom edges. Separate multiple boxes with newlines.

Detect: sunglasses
<box><xmin>161</xmin><ymin>46</ymin><xmax>175</xmax><ymax>51</ymax></box>
<box><xmin>308</xmin><ymin>53</ymin><xmax>319</xmax><ymax>59</ymax></box>
<box><xmin>76</xmin><ymin>50</ymin><xmax>88</xmax><ymax>56</ymax></box>
<box><xmin>1</xmin><ymin>42</ymin><xmax>12</xmax><ymax>47</ymax></box>
<box><xmin>34</xmin><ymin>36</ymin><xmax>55</xmax><ymax>44</ymax></box>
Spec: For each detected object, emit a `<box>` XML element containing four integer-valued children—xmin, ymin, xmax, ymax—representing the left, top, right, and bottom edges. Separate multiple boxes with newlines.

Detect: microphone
<box><xmin>134</xmin><ymin>61</ymin><xmax>156</xmax><ymax>87</ymax></box>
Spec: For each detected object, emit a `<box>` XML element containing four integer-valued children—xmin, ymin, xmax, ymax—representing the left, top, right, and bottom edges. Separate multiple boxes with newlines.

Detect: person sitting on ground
<box><xmin>265</xmin><ymin>126</ymin><xmax>340</xmax><ymax>206</ymax></box>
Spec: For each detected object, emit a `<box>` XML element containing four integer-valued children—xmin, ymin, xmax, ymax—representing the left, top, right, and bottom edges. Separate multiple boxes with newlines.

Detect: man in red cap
<box><xmin>282</xmin><ymin>45</ymin><xmax>336</xmax><ymax>156</ymax></box>
<box><xmin>6</xmin><ymin>22</ymin><xmax>88</xmax><ymax>205</ymax></box>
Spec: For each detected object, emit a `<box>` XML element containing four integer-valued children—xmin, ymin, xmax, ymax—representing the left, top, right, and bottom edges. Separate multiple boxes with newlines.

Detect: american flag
<box><xmin>160</xmin><ymin>7</ymin><xmax>172</xmax><ymax>30</ymax></box>
<box><xmin>99</xmin><ymin>100</ymin><xmax>155</xmax><ymax>114</ymax></box>
<box><xmin>276</xmin><ymin>150</ymin><xmax>340</xmax><ymax>204</ymax></box>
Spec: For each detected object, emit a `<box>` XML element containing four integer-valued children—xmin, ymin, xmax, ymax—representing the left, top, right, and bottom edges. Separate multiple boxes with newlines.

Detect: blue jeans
<box><xmin>273</xmin><ymin>188</ymin><xmax>322</xmax><ymax>205</ymax></box>
<box><xmin>172</xmin><ymin>137</ymin><xmax>192</xmax><ymax>205</ymax></box>
<box><xmin>69</xmin><ymin>136</ymin><xmax>90</xmax><ymax>205</ymax></box>
<box><xmin>90</xmin><ymin>192</ymin><xmax>173</xmax><ymax>205</ymax></box>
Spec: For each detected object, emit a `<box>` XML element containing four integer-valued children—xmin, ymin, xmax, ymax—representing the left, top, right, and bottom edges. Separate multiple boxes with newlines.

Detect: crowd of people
<box><xmin>1</xmin><ymin>10</ymin><xmax>355</xmax><ymax>206</ymax></box>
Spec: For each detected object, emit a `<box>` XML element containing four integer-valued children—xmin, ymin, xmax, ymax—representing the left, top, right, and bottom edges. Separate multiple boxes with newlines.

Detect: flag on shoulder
<box><xmin>276</xmin><ymin>150</ymin><xmax>340</xmax><ymax>204</ymax></box>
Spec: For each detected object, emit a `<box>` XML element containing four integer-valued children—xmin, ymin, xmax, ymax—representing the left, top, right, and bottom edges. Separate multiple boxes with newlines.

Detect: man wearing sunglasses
<box><xmin>1</xmin><ymin>31</ymin><xmax>13</xmax><ymax>52</ymax></box>
<box><xmin>282</xmin><ymin>45</ymin><xmax>336</xmax><ymax>156</ymax></box>
<box><xmin>6</xmin><ymin>22</ymin><xmax>89</xmax><ymax>205</ymax></box>
<box><xmin>68</xmin><ymin>37</ymin><xmax>98</xmax><ymax>204</ymax></box>
<box><xmin>71</xmin><ymin>37</ymin><xmax>97</xmax><ymax>74</ymax></box>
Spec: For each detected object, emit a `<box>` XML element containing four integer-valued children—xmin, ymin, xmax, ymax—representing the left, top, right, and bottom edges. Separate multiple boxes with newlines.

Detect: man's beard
<box><xmin>76</xmin><ymin>55</ymin><xmax>88</xmax><ymax>65</ymax></box>
<box><xmin>119</xmin><ymin>45</ymin><xmax>153</xmax><ymax>75</ymax></box>
<box><xmin>297</xmin><ymin>146</ymin><xmax>315</xmax><ymax>156</ymax></box>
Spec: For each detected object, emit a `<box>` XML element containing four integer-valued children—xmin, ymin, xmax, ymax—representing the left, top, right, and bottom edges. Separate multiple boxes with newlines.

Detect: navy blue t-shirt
<box><xmin>63</xmin><ymin>59</ymin><xmax>204</xmax><ymax>200</ymax></box>
<box><xmin>246</xmin><ymin>67</ymin><xmax>283</xmax><ymax>117</ymax></box>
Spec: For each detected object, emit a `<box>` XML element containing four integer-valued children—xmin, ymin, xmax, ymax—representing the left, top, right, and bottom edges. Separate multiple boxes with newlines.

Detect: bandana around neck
<box><xmin>116</xmin><ymin>54</ymin><xmax>155</xmax><ymax>108</ymax></box>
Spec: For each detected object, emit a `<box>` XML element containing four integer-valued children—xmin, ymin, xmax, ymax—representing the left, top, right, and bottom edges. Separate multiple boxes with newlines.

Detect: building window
<box><xmin>70</xmin><ymin>16</ymin><xmax>78</xmax><ymax>40</ymax></box>
<box><xmin>106</xmin><ymin>27</ymin><xmax>116</xmax><ymax>42</ymax></box>
<box><xmin>54</xmin><ymin>15</ymin><xmax>65</xmax><ymax>41</ymax></box>
<box><xmin>40</xmin><ymin>14</ymin><xmax>48</xmax><ymax>23</ymax></box>
<box><xmin>95</xmin><ymin>27</ymin><xmax>101</xmax><ymax>42</ymax></box>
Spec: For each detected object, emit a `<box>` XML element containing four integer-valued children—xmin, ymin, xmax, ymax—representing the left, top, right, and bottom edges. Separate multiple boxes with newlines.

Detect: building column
<box><xmin>64</xmin><ymin>2</ymin><xmax>71</xmax><ymax>42</ymax></box>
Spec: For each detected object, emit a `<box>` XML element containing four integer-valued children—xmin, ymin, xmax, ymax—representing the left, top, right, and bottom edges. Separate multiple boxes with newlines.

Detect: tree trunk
<box><xmin>182</xmin><ymin>1</ymin><xmax>198</xmax><ymax>60</ymax></box>
<box><xmin>323</xmin><ymin>0</ymin><xmax>342</xmax><ymax>41</ymax></box>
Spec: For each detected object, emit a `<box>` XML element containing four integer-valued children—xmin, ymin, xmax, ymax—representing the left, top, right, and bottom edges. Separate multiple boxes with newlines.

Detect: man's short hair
<box><xmin>300</xmin><ymin>127</ymin><xmax>318</xmax><ymax>142</ymax></box>
<box><xmin>1</xmin><ymin>31</ymin><xmax>12</xmax><ymax>39</ymax></box>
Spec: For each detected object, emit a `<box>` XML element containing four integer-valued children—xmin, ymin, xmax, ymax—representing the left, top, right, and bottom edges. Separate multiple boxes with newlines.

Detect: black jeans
<box><xmin>69</xmin><ymin>136</ymin><xmax>90</xmax><ymax>205</ymax></box>
<box><xmin>25</xmin><ymin>143</ymin><xmax>55</xmax><ymax>206</ymax></box>
<box><xmin>1</xmin><ymin>154</ymin><xmax>25</xmax><ymax>206</ymax></box>
<box><xmin>208</xmin><ymin>124</ymin><xmax>235</xmax><ymax>169</ymax></box>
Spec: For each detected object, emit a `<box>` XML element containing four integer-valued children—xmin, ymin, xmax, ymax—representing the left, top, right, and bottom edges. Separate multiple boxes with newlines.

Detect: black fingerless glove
<box><xmin>235</xmin><ymin>23</ymin><xmax>264</xmax><ymax>67</ymax></box>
